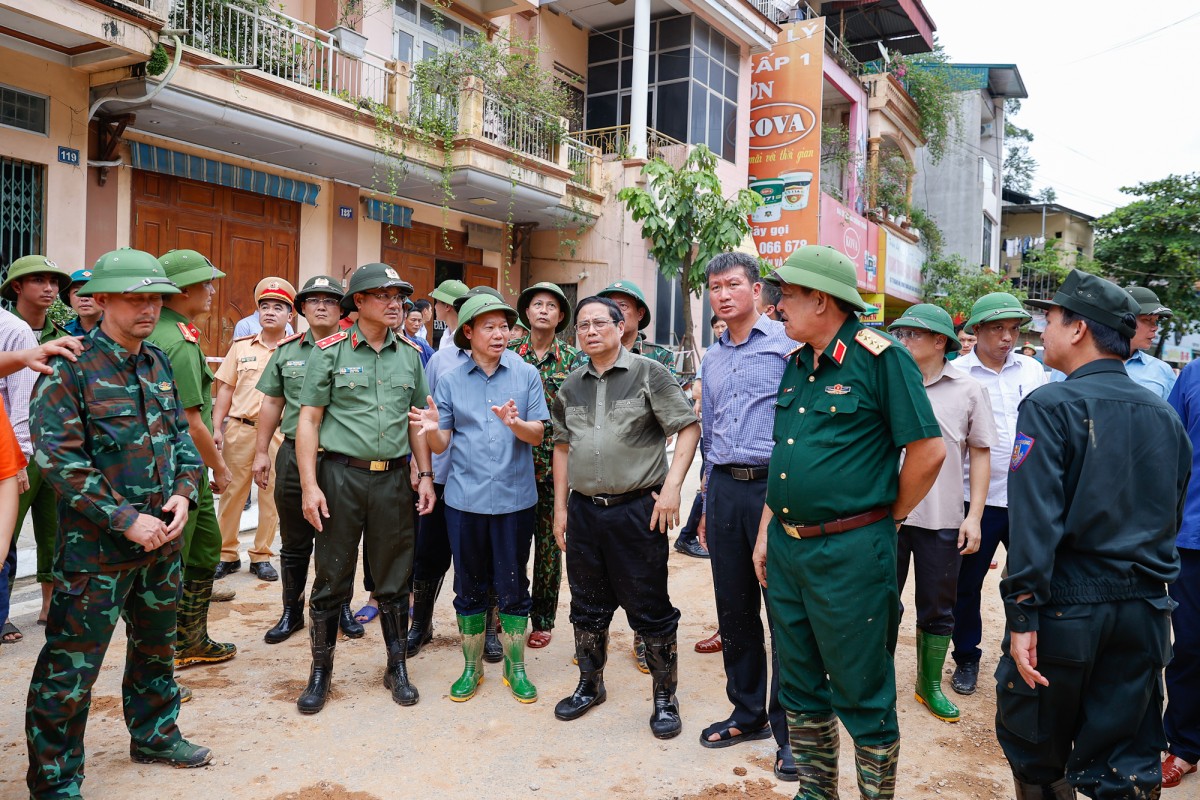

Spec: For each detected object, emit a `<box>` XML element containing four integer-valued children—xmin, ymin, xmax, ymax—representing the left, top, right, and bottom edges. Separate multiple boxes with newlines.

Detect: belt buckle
<box><xmin>595</xmin><ymin>495</ymin><xmax>610</xmax><ymax>507</ymax></box>
<box><xmin>731</xmin><ymin>467</ymin><xmax>750</xmax><ymax>480</ymax></box>
<box><xmin>781</xmin><ymin>521</ymin><xmax>801</xmax><ymax>539</ymax></box>
<box><xmin>369</xmin><ymin>460</ymin><xmax>388</xmax><ymax>472</ymax></box>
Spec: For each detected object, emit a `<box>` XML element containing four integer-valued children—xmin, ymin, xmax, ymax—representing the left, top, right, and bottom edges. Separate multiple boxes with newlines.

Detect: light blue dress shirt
<box><xmin>1125</xmin><ymin>349</ymin><xmax>1177</xmax><ymax>400</ymax></box>
<box><xmin>424</xmin><ymin>345</ymin><xmax>471</xmax><ymax>483</ymax></box>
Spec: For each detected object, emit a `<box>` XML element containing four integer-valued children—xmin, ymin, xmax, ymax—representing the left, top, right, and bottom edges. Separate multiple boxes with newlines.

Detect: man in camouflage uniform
<box><xmin>509</xmin><ymin>282</ymin><xmax>581</xmax><ymax>648</ymax></box>
<box><xmin>26</xmin><ymin>248</ymin><xmax>212</xmax><ymax>800</ymax></box>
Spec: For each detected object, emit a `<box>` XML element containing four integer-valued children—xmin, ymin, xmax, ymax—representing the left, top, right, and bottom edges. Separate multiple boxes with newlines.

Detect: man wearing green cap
<box><xmin>26</xmin><ymin>248</ymin><xmax>213</xmax><ymax>798</ymax></box>
<box><xmin>751</xmin><ymin>245</ymin><xmax>945</xmax><ymax>798</ymax></box>
<box><xmin>947</xmin><ymin>291</ymin><xmax>1046</xmax><ymax>695</ymax></box>
<box><xmin>430</xmin><ymin>278</ymin><xmax>469</xmax><ymax>351</ymax></box>
<box><xmin>62</xmin><ymin>269</ymin><xmax>101</xmax><ymax>337</ymax></box>
<box><xmin>1122</xmin><ymin>285</ymin><xmax>1177</xmax><ymax>399</ymax></box>
<box><xmin>995</xmin><ymin>269</ymin><xmax>1190</xmax><ymax>799</ymax></box>
<box><xmin>148</xmin><ymin>249</ymin><xmax>238</xmax><ymax>673</ymax></box>
<box><xmin>411</xmin><ymin>293</ymin><xmax>548</xmax><ymax>703</ymax></box>
<box><xmin>888</xmin><ymin>304</ymin><xmax>996</xmax><ymax>724</ymax></box>
<box><xmin>598</xmin><ymin>279</ymin><xmax>680</xmax><ymax>380</ymax></box>
<box><xmin>509</xmin><ymin>281</ymin><xmax>581</xmax><ymax>648</ymax></box>
<box><xmin>296</xmin><ymin>263</ymin><xmax>435</xmax><ymax>713</ymax></box>
<box><xmin>2</xmin><ymin>255</ymin><xmax>71</xmax><ymax>628</ymax></box>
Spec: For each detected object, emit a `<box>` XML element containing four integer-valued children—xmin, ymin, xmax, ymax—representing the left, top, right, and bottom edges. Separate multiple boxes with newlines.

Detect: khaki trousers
<box><xmin>218</xmin><ymin>418</ymin><xmax>281</xmax><ymax>563</ymax></box>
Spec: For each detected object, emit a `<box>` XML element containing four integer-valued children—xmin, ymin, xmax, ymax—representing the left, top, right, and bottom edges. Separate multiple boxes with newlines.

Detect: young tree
<box><xmin>1003</xmin><ymin>98</ymin><xmax>1036</xmax><ymax>194</ymax></box>
<box><xmin>617</xmin><ymin>145</ymin><xmax>760</xmax><ymax>369</ymax></box>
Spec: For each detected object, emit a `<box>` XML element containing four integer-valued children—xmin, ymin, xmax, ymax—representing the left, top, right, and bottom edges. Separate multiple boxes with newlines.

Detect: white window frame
<box><xmin>393</xmin><ymin>0</ymin><xmax>479</xmax><ymax>65</ymax></box>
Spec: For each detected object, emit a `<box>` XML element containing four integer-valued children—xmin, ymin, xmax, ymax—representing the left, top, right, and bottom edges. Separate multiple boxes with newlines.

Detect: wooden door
<box><xmin>465</xmin><ymin>263</ymin><xmax>497</xmax><ymax>288</ymax></box>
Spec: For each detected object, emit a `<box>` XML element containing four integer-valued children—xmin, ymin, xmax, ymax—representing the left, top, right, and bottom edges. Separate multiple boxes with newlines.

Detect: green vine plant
<box><xmin>875</xmin><ymin>43</ymin><xmax>968</xmax><ymax>164</ymax></box>
<box><xmin>819</xmin><ymin>122</ymin><xmax>860</xmax><ymax>203</ymax></box>
<box><xmin>861</xmin><ymin>151</ymin><xmax>915</xmax><ymax>220</ymax></box>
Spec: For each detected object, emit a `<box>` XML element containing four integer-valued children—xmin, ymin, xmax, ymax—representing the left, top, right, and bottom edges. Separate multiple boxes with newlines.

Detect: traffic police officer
<box><xmin>148</xmin><ymin>249</ymin><xmax>238</xmax><ymax>671</ymax></box>
<box><xmin>752</xmin><ymin>245</ymin><xmax>945</xmax><ymax>799</ymax></box>
<box><xmin>997</xmin><ymin>270</ymin><xmax>1191</xmax><ymax>799</ymax></box>
<box><xmin>295</xmin><ymin>263</ymin><xmax>435</xmax><ymax>713</ymax></box>
<box><xmin>26</xmin><ymin>248</ymin><xmax>212</xmax><ymax>799</ymax></box>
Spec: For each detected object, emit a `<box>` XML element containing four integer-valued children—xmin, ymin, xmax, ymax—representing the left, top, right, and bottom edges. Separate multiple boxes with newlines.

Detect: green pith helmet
<box><xmin>295</xmin><ymin>274</ymin><xmax>345</xmax><ymax>305</ymax></box>
<box><xmin>60</xmin><ymin>268</ymin><xmax>94</xmax><ymax>302</ymax></box>
<box><xmin>454</xmin><ymin>294</ymin><xmax>518</xmax><ymax>350</ymax></box>
<box><xmin>453</xmin><ymin>285</ymin><xmax>503</xmax><ymax>311</ymax></box>
<box><xmin>1025</xmin><ymin>269</ymin><xmax>1139</xmax><ymax>339</ymax></box>
<box><xmin>888</xmin><ymin>303</ymin><xmax>961</xmax><ymax>352</ymax></box>
<box><xmin>157</xmin><ymin>249</ymin><xmax>226</xmax><ymax>289</ymax></box>
<box><xmin>76</xmin><ymin>249</ymin><xmax>180</xmax><ymax>296</ymax></box>
<box><xmin>598</xmin><ymin>280</ymin><xmax>651</xmax><ymax>329</ymax></box>
<box><xmin>1126</xmin><ymin>286</ymin><xmax>1172</xmax><ymax>318</ymax></box>
<box><xmin>517</xmin><ymin>281</ymin><xmax>571</xmax><ymax>332</ymax></box>
<box><xmin>963</xmin><ymin>292</ymin><xmax>1031</xmax><ymax>334</ymax></box>
<box><xmin>1</xmin><ymin>255</ymin><xmax>71</xmax><ymax>302</ymax></box>
<box><xmin>430</xmin><ymin>279</ymin><xmax>469</xmax><ymax>305</ymax></box>
<box><xmin>340</xmin><ymin>263</ymin><xmax>414</xmax><ymax>314</ymax></box>
<box><xmin>765</xmin><ymin>245</ymin><xmax>868</xmax><ymax>311</ymax></box>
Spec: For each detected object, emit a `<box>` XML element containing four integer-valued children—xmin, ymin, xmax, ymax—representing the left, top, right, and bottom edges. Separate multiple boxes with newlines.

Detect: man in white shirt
<box><xmin>947</xmin><ymin>292</ymin><xmax>1046</xmax><ymax>695</ymax></box>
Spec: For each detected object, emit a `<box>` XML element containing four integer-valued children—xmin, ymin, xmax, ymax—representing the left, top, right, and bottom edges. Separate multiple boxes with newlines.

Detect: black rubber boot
<box><xmin>380</xmin><ymin>601</ymin><xmax>420</xmax><ymax>706</ymax></box>
<box><xmin>555</xmin><ymin>628</ymin><xmax>608</xmax><ymax>721</ymax></box>
<box><xmin>1013</xmin><ymin>778</ymin><xmax>1076</xmax><ymax>799</ymax></box>
<box><xmin>339</xmin><ymin>601</ymin><xmax>364</xmax><ymax>639</ymax></box>
<box><xmin>643</xmin><ymin>633</ymin><xmax>682</xmax><ymax>739</ymax></box>
<box><xmin>297</xmin><ymin>611</ymin><xmax>338</xmax><ymax>715</ymax></box>
<box><xmin>406</xmin><ymin>577</ymin><xmax>442</xmax><ymax>657</ymax></box>
<box><xmin>264</xmin><ymin>553</ymin><xmax>308</xmax><ymax>645</ymax></box>
<box><xmin>484</xmin><ymin>597</ymin><xmax>503</xmax><ymax>664</ymax></box>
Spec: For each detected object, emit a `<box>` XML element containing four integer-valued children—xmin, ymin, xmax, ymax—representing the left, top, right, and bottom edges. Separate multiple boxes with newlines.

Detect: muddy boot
<box><xmin>555</xmin><ymin>627</ymin><xmax>608</xmax><ymax>721</ymax></box>
<box><xmin>175</xmin><ymin>579</ymin><xmax>237</xmax><ymax>669</ymax></box>
<box><xmin>787</xmin><ymin>712</ymin><xmax>839</xmax><ymax>800</ymax></box>
<box><xmin>177</xmin><ymin>682</ymin><xmax>192</xmax><ymax>704</ymax></box>
<box><xmin>450</xmin><ymin>613</ymin><xmax>486</xmax><ymax>702</ymax></box>
<box><xmin>915</xmin><ymin>629</ymin><xmax>959</xmax><ymax>722</ymax></box>
<box><xmin>854</xmin><ymin>740</ymin><xmax>900</xmax><ymax>799</ymax></box>
<box><xmin>1013</xmin><ymin>778</ymin><xmax>1077</xmax><ymax>799</ymax></box>
<box><xmin>406</xmin><ymin>577</ymin><xmax>442</xmax><ymax>657</ymax></box>
<box><xmin>129</xmin><ymin>738</ymin><xmax>212</xmax><ymax>768</ymax></box>
<box><xmin>484</xmin><ymin>600</ymin><xmax>503</xmax><ymax>664</ymax></box>
<box><xmin>339</xmin><ymin>601</ymin><xmax>364</xmax><ymax>639</ymax></box>
<box><xmin>380</xmin><ymin>601</ymin><xmax>419</xmax><ymax>706</ymax></box>
<box><xmin>297</xmin><ymin>611</ymin><xmax>338</xmax><ymax>714</ymax></box>
<box><xmin>643</xmin><ymin>633</ymin><xmax>681</xmax><ymax>739</ymax></box>
<box><xmin>264</xmin><ymin>553</ymin><xmax>308</xmax><ymax>645</ymax></box>
<box><xmin>498</xmin><ymin>613</ymin><xmax>537</xmax><ymax>703</ymax></box>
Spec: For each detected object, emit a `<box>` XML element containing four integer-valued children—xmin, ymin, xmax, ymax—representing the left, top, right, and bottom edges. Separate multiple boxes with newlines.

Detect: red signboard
<box><xmin>818</xmin><ymin>192</ymin><xmax>879</xmax><ymax>291</ymax></box>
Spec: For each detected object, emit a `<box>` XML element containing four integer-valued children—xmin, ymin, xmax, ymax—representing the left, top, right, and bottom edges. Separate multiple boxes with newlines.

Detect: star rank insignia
<box><xmin>854</xmin><ymin>328</ymin><xmax>891</xmax><ymax>356</ymax></box>
<box><xmin>177</xmin><ymin>322</ymin><xmax>199</xmax><ymax>343</ymax></box>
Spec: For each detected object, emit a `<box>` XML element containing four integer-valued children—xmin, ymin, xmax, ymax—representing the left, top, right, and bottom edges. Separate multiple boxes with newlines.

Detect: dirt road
<box><xmin>0</xmin><ymin>460</ymin><xmax>1019</xmax><ymax>799</ymax></box>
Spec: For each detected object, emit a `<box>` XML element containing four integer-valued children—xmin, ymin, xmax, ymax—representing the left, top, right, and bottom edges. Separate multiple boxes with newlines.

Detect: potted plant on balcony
<box><xmin>331</xmin><ymin>0</ymin><xmax>370</xmax><ymax>59</ymax></box>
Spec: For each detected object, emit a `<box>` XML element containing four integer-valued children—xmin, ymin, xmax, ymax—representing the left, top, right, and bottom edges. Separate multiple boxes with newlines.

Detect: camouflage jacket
<box><xmin>31</xmin><ymin>327</ymin><xmax>202</xmax><ymax>574</ymax></box>
<box><xmin>509</xmin><ymin>334</ymin><xmax>582</xmax><ymax>483</ymax></box>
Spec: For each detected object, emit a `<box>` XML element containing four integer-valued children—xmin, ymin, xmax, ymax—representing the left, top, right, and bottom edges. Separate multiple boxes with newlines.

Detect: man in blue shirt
<box><xmin>1124</xmin><ymin>286</ymin><xmax>1177</xmax><ymax>400</ymax></box>
<box><xmin>412</xmin><ymin>294</ymin><xmax>548</xmax><ymax>704</ymax></box>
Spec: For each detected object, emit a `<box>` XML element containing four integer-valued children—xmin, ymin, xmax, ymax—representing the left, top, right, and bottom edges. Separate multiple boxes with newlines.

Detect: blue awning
<box><xmin>129</xmin><ymin>142</ymin><xmax>320</xmax><ymax>206</ymax></box>
<box><xmin>363</xmin><ymin>199</ymin><xmax>413</xmax><ymax>228</ymax></box>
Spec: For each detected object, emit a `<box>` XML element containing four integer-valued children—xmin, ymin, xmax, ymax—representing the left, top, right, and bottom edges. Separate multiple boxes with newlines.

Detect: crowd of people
<box><xmin>0</xmin><ymin>243</ymin><xmax>1197</xmax><ymax>800</ymax></box>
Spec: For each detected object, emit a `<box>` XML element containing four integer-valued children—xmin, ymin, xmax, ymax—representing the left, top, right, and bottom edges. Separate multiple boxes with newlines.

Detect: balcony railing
<box><xmin>578</xmin><ymin>125</ymin><xmax>690</xmax><ymax>168</ymax></box>
<box><xmin>563</xmin><ymin>135</ymin><xmax>598</xmax><ymax>188</ymax></box>
<box><xmin>825</xmin><ymin>27</ymin><xmax>863</xmax><ymax>76</ymax></box>
<box><xmin>111</xmin><ymin>0</ymin><xmax>172</xmax><ymax>20</ymax></box>
<box><xmin>482</xmin><ymin>93</ymin><xmax>556</xmax><ymax>163</ymax></box>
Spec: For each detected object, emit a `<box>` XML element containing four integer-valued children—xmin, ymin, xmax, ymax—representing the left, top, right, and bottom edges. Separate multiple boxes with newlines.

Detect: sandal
<box><xmin>1163</xmin><ymin>754</ymin><xmax>1197</xmax><ymax>788</ymax></box>
<box><xmin>2</xmin><ymin>620</ymin><xmax>21</xmax><ymax>644</ymax></box>
<box><xmin>699</xmin><ymin>719</ymin><xmax>772</xmax><ymax>749</ymax></box>
<box><xmin>354</xmin><ymin>604</ymin><xmax>379</xmax><ymax>624</ymax></box>
<box><xmin>527</xmin><ymin>629</ymin><xmax>552</xmax><ymax>648</ymax></box>
<box><xmin>695</xmin><ymin>631</ymin><xmax>722</xmax><ymax>654</ymax></box>
<box><xmin>775</xmin><ymin>745</ymin><xmax>799</xmax><ymax>782</ymax></box>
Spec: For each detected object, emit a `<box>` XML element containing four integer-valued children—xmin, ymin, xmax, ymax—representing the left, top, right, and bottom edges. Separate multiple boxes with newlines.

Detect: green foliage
<box><xmin>889</xmin><ymin>45</ymin><xmax>965</xmax><ymax>164</ymax></box>
<box><xmin>921</xmin><ymin>253</ymin><xmax>1025</xmax><ymax>323</ymax></box>
<box><xmin>48</xmin><ymin>299</ymin><xmax>75</xmax><ymax>329</ymax></box>
<box><xmin>1093</xmin><ymin>173</ymin><xmax>1200</xmax><ymax>339</ymax></box>
<box><xmin>147</xmin><ymin>44</ymin><xmax>169</xmax><ymax>76</ymax></box>
<box><xmin>863</xmin><ymin>153</ymin><xmax>914</xmax><ymax>216</ymax></box>
<box><xmin>1003</xmin><ymin>99</ymin><xmax>1037</xmax><ymax>194</ymax></box>
<box><xmin>907</xmin><ymin>206</ymin><xmax>943</xmax><ymax>258</ymax></box>
<box><xmin>1037</xmin><ymin>186</ymin><xmax>1058</xmax><ymax>203</ymax></box>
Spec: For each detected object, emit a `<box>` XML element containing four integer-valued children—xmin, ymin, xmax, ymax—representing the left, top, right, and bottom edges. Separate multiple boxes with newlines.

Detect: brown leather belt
<box><xmin>230</xmin><ymin>416</ymin><xmax>257</xmax><ymax>427</ymax></box>
<box><xmin>714</xmin><ymin>463</ymin><xmax>768</xmax><ymax>481</ymax></box>
<box><xmin>780</xmin><ymin>507</ymin><xmax>891</xmax><ymax>540</ymax></box>
<box><xmin>578</xmin><ymin>486</ymin><xmax>658</xmax><ymax>508</ymax></box>
<box><xmin>323</xmin><ymin>451</ymin><xmax>408</xmax><ymax>473</ymax></box>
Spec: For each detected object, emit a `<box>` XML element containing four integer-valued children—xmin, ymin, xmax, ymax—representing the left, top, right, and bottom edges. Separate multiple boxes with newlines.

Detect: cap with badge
<box><xmin>75</xmin><ymin>248</ymin><xmax>180</xmax><ymax>296</ymax></box>
<box><xmin>454</xmin><ymin>294</ymin><xmax>517</xmax><ymax>350</ymax></box>
<box><xmin>158</xmin><ymin>249</ymin><xmax>226</xmax><ymax>289</ymax></box>
<box><xmin>1025</xmin><ymin>269</ymin><xmax>1139</xmax><ymax>338</ymax></box>
<box><xmin>598</xmin><ymin>280</ymin><xmax>652</xmax><ymax>329</ymax></box>
<box><xmin>1126</xmin><ymin>286</ymin><xmax>1172</xmax><ymax>318</ymax></box>
<box><xmin>517</xmin><ymin>281</ymin><xmax>571</xmax><ymax>332</ymax></box>
<box><xmin>887</xmin><ymin>303</ymin><xmax>961</xmax><ymax>352</ymax></box>
<box><xmin>962</xmin><ymin>292</ymin><xmax>1031</xmax><ymax>334</ymax></box>
<box><xmin>1</xmin><ymin>255</ymin><xmax>71</xmax><ymax>302</ymax></box>
<box><xmin>430</xmin><ymin>279</ymin><xmax>469</xmax><ymax>306</ymax></box>
<box><xmin>60</xmin><ymin>269</ymin><xmax>94</xmax><ymax>302</ymax></box>
<box><xmin>254</xmin><ymin>277</ymin><xmax>297</xmax><ymax>308</ymax></box>
<box><xmin>763</xmin><ymin>245</ymin><xmax>869</xmax><ymax>312</ymax></box>
<box><xmin>341</xmin><ymin>263</ymin><xmax>413</xmax><ymax>313</ymax></box>
<box><xmin>295</xmin><ymin>275</ymin><xmax>345</xmax><ymax>305</ymax></box>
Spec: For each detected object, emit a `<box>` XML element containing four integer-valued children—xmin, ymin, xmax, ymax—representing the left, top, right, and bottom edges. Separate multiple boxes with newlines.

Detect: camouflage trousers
<box><xmin>530</xmin><ymin>481</ymin><xmax>561</xmax><ymax>632</ymax></box>
<box><xmin>26</xmin><ymin>553</ymin><xmax>185</xmax><ymax>799</ymax></box>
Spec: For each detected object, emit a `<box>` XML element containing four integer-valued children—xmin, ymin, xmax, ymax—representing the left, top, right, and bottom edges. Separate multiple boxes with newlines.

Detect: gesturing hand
<box><xmin>407</xmin><ymin>395</ymin><xmax>440</xmax><ymax>437</ymax></box>
<box><xmin>490</xmin><ymin>399</ymin><xmax>521</xmax><ymax>428</ymax></box>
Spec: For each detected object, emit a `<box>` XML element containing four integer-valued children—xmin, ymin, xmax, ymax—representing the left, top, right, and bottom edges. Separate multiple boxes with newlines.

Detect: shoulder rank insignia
<box><xmin>315</xmin><ymin>331</ymin><xmax>348</xmax><ymax>350</ymax></box>
<box><xmin>854</xmin><ymin>328</ymin><xmax>891</xmax><ymax>356</ymax></box>
<box><xmin>233</xmin><ymin>333</ymin><xmax>256</xmax><ymax>342</ymax></box>
<box><xmin>786</xmin><ymin>344</ymin><xmax>803</xmax><ymax>358</ymax></box>
<box><xmin>400</xmin><ymin>336</ymin><xmax>423</xmax><ymax>355</ymax></box>
<box><xmin>277</xmin><ymin>332</ymin><xmax>304</xmax><ymax>346</ymax></box>
<box><xmin>177</xmin><ymin>321</ymin><xmax>199</xmax><ymax>343</ymax></box>
<box><xmin>825</xmin><ymin>384</ymin><xmax>852</xmax><ymax>395</ymax></box>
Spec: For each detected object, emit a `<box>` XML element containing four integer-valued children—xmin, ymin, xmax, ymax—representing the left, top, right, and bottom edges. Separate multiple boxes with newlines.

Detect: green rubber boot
<box><xmin>499</xmin><ymin>613</ymin><xmax>538</xmax><ymax>703</ymax></box>
<box><xmin>450</xmin><ymin>613</ymin><xmax>486</xmax><ymax>702</ymax></box>
<box><xmin>915</xmin><ymin>629</ymin><xmax>960</xmax><ymax>723</ymax></box>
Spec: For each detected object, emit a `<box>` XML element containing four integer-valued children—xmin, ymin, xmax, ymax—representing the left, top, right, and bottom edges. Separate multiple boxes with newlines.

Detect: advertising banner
<box><xmin>882</xmin><ymin>229</ymin><xmax>923</xmax><ymax>304</ymax></box>
<box><xmin>818</xmin><ymin>193</ymin><xmax>879</xmax><ymax>291</ymax></box>
<box><xmin>748</xmin><ymin>18</ymin><xmax>825</xmax><ymax>268</ymax></box>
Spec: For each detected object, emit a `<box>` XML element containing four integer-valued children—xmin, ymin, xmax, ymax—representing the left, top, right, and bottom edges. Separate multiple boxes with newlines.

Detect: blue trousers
<box><xmin>952</xmin><ymin>504</ymin><xmax>1008</xmax><ymax>665</ymax></box>
<box><xmin>445</xmin><ymin>506</ymin><xmax>533</xmax><ymax>617</ymax></box>
<box><xmin>1166</xmin><ymin>547</ymin><xmax>1200</xmax><ymax>764</ymax></box>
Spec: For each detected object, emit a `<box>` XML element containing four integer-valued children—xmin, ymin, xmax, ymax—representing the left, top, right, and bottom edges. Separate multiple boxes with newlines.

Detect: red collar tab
<box><xmin>831</xmin><ymin>339</ymin><xmax>847</xmax><ymax>365</ymax></box>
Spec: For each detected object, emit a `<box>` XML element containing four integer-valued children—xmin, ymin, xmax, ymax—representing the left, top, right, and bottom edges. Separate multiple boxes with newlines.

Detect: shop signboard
<box><xmin>818</xmin><ymin>192</ymin><xmax>879</xmax><ymax>291</ymax></box>
<box><xmin>883</xmin><ymin>229</ymin><xmax>923</xmax><ymax>304</ymax></box>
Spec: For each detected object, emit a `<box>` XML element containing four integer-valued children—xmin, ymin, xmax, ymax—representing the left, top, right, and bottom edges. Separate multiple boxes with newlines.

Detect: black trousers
<box><xmin>896</xmin><ymin>524</ymin><xmax>961</xmax><ymax>637</ymax></box>
<box><xmin>995</xmin><ymin>597</ymin><xmax>1172</xmax><ymax>799</ymax></box>
<box><xmin>445</xmin><ymin>506</ymin><xmax>534</xmax><ymax>617</ymax></box>
<box><xmin>412</xmin><ymin>483</ymin><xmax>451</xmax><ymax>583</ymax></box>
<box><xmin>274</xmin><ymin>439</ymin><xmax>315</xmax><ymax>564</ymax></box>
<box><xmin>566</xmin><ymin>492</ymin><xmax>680</xmax><ymax>637</ymax></box>
<box><xmin>706</xmin><ymin>470</ymin><xmax>786</xmax><ymax>747</ymax></box>
<box><xmin>952</xmin><ymin>504</ymin><xmax>1008</xmax><ymax>664</ymax></box>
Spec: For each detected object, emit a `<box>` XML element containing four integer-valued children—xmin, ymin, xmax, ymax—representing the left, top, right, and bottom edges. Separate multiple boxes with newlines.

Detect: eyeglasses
<box><xmin>575</xmin><ymin>319</ymin><xmax>615</xmax><ymax>333</ymax></box>
<box><xmin>892</xmin><ymin>329</ymin><xmax>929</xmax><ymax>341</ymax></box>
<box><xmin>365</xmin><ymin>291</ymin><xmax>405</xmax><ymax>305</ymax></box>
<box><xmin>304</xmin><ymin>297</ymin><xmax>339</xmax><ymax>307</ymax></box>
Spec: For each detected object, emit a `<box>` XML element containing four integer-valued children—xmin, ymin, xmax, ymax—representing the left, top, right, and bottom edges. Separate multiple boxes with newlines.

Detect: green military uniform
<box><xmin>763</xmin><ymin>246</ymin><xmax>941</xmax><ymax>799</ymax></box>
<box><xmin>25</xmin><ymin>248</ymin><xmax>211</xmax><ymax>799</ymax></box>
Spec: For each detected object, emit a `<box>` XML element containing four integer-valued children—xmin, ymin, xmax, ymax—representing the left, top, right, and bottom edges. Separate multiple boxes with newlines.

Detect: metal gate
<box><xmin>0</xmin><ymin>156</ymin><xmax>44</xmax><ymax>283</ymax></box>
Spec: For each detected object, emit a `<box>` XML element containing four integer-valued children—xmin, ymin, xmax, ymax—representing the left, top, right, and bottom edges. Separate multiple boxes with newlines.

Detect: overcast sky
<box><xmin>920</xmin><ymin>0</ymin><xmax>1200</xmax><ymax>218</ymax></box>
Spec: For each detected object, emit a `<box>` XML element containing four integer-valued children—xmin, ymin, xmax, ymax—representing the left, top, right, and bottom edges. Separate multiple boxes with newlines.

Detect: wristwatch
<box><xmin>417</xmin><ymin>471</ymin><xmax>434</xmax><ymax>479</ymax></box>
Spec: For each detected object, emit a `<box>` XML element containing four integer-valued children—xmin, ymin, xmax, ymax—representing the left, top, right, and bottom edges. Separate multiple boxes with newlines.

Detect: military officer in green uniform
<box><xmin>752</xmin><ymin>245</ymin><xmax>945</xmax><ymax>799</ymax></box>
<box><xmin>252</xmin><ymin>275</ymin><xmax>348</xmax><ymax>644</ymax></box>
<box><xmin>996</xmin><ymin>271</ymin><xmax>1191</xmax><ymax>800</ymax></box>
<box><xmin>295</xmin><ymin>263</ymin><xmax>435</xmax><ymax>713</ymax></box>
<box><xmin>26</xmin><ymin>248</ymin><xmax>212</xmax><ymax>800</ymax></box>
<box><xmin>2</xmin><ymin>255</ymin><xmax>72</xmax><ymax>626</ymax></box>
<box><xmin>148</xmin><ymin>249</ymin><xmax>238</xmax><ymax>673</ymax></box>
<box><xmin>509</xmin><ymin>281</ymin><xmax>581</xmax><ymax>648</ymax></box>
<box><xmin>599</xmin><ymin>279</ymin><xmax>679</xmax><ymax>378</ymax></box>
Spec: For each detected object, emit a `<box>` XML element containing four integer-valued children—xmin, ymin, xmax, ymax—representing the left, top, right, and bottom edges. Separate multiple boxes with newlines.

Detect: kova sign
<box><xmin>748</xmin><ymin>19</ymin><xmax>824</xmax><ymax>267</ymax></box>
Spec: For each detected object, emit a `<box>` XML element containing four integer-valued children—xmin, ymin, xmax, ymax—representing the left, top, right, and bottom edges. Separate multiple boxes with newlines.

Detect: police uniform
<box><xmin>25</xmin><ymin>249</ymin><xmax>211</xmax><ymax>799</ymax></box>
<box><xmin>997</xmin><ymin>271</ymin><xmax>1191</xmax><ymax>800</ymax></box>
<box><xmin>763</xmin><ymin>246</ymin><xmax>941</xmax><ymax>799</ymax></box>
<box><xmin>148</xmin><ymin>249</ymin><xmax>237</xmax><ymax>669</ymax></box>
